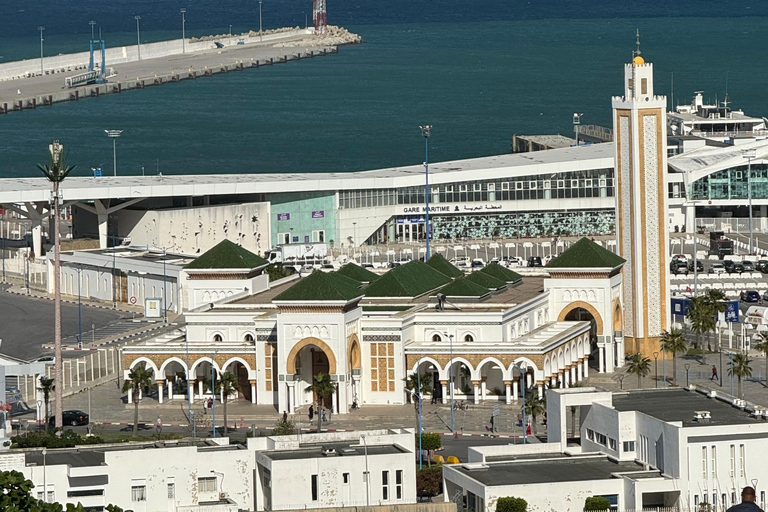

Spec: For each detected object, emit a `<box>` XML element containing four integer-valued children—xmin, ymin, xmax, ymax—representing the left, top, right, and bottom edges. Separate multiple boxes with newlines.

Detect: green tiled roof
<box><xmin>336</xmin><ymin>263</ymin><xmax>380</xmax><ymax>282</ymax></box>
<box><xmin>546</xmin><ymin>237</ymin><xmax>626</xmax><ymax>269</ymax></box>
<box><xmin>425</xmin><ymin>253</ymin><xmax>463</xmax><ymax>278</ymax></box>
<box><xmin>479</xmin><ymin>263</ymin><xmax>522</xmax><ymax>283</ymax></box>
<box><xmin>465</xmin><ymin>271</ymin><xmax>506</xmax><ymax>290</ymax></box>
<box><xmin>273</xmin><ymin>270</ymin><xmax>363</xmax><ymax>302</ymax></box>
<box><xmin>363</xmin><ymin>260</ymin><xmax>452</xmax><ymax>298</ymax></box>
<box><xmin>435</xmin><ymin>277</ymin><xmax>490</xmax><ymax>298</ymax></box>
<box><xmin>184</xmin><ymin>239</ymin><xmax>268</xmax><ymax>270</ymax></box>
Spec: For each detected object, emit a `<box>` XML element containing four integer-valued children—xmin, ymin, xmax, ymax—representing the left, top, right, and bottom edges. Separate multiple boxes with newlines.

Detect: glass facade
<box><xmin>431</xmin><ymin>210</ymin><xmax>615</xmax><ymax>239</ymax></box>
<box><xmin>339</xmin><ymin>168</ymin><xmax>614</xmax><ymax>209</ymax></box>
<box><xmin>690</xmin><ymin>164</ymin><xmax>768</xmax><ymax>201</ymax></box>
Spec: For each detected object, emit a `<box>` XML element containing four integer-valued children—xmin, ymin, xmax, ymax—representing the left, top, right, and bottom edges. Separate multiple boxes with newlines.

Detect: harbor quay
<box><xmin>0</xmin><ymin>26</ymin><xmax>361</xmax><ymax>113</ymax></box>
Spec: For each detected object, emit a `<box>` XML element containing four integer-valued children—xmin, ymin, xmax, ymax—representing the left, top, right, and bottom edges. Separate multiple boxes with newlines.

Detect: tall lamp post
<box><xmin>42</xmin><ymin>448</ymin><xmax>47</xmax><ymax>502</ymax></box>
<box><xmin>89</xmin><ymin>20</ymin><xmax>96</xmax><ymax>41</ymax></box>
<box><xmin>742</xmin><ymin>148</ymin><xmax>757</xmax><ymax>255</ymax></box>
<box><xmin>211</xmin><ymin>353</ymin><xmax>218</xmax><ymax>437</ymax></box>
<box><xmin>105</xmin><ymin>130</ymin><xmax>123</xmax><ymax>176</ymax></box>
<box><xmin>38</xmin><ymin>26</ymin><xmax>45</xmax><ymax>75</ymax></box>
<box><xmin>684</xmin><ymin>363</ymin><xmax>691</xmax><ymax>388</ymax></box>
<box><xmin>420</xmin><ymin>125</ymin><xmax>432</xmax><ymax>260</ymax></box>
<box><xmin>417</xmin><ymin>353</ymin><xmax>423</xmax><ymax>469</ymax></box>
<box><xmin>653</xmin><ymin>351</ymin><xmax>659</xmax><ymax>388</ymax></box>
<box><xmin>135</xmin><ymin>16</ymin><xmax>142</xmax><ymax>60</ymax></box>
<box><xmin>77</xmin><ymin>265</ymin><xmax>82</xmax><ymax>348</ymax></box>
<box><xmin>520</xmin><ymin>363</ymin><xmax>527</xmax><ymax>444</ymax></box>
<box><xmin>180</xmin><ymin>9</ymin><xmax>187</xmax><ymax>53</ymax></box>
<box><xmin>259</xmin><ymin>0</ymin><xmax>263</xmax><ymax>41</ymax></box>
<box><xmin>443</xmin><ymin>331</ymin><xmax>455</xmax><ymax>434</ymax></box>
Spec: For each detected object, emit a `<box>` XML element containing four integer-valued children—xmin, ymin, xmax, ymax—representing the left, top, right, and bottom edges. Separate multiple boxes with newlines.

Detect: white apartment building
<box><xmin>0</xmin><ymin>428</ymin><xmax>416</xmax><ymax>512</ymax></box>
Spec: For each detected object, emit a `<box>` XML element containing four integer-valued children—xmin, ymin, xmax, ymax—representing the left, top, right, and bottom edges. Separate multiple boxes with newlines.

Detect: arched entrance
<box><xmin>287</xmin><ymin>338</ymin><xmax>337</xmax><ymax>409</ymax></box>
<box><xmin>559</xmin><ymin>301</ymin><xmax>604</xmax><ymax>364</ymax></box>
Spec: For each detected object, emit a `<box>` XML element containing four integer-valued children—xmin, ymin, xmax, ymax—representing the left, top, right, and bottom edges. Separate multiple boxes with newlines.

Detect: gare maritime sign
<box><xmin>402</xmin><ymin>204</ymin><xmax>504</xmax><ymax>214</ymax></box>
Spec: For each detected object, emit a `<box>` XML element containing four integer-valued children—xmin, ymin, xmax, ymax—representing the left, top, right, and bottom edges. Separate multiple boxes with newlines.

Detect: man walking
<box><xmin>711</xmin><ymin>365</ymin><xmax>719</xmax><ymax>381</ymax></box>
<box><xmin>308</xmin><ymin>404</ymin><xmax>314</xmax><ymax>422</ymax></box>
<box><xmin>726</xmin><ymin>487</ymin><xmax>764</xmax><ymax>512</ymax></box>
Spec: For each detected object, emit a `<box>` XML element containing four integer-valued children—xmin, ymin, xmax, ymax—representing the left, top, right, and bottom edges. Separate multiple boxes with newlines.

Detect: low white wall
<box><xmin>0</xmin><ymin>28</ymin><xmax>313</xmax><ymax>81</ymax></box>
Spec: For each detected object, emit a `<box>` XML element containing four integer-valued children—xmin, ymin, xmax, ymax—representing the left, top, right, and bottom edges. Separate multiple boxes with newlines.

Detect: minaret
<box><xmin>612</xmin><ymin>32</ymin><xmax>670</xmax><ymax>357</ymax></box>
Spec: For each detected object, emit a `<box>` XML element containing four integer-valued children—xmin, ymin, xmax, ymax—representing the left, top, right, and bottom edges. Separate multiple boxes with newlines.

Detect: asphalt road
<box><xmin>0</xmin><ymin>290</ymin><xmax>124</xmax><ymax>361</ymax></box>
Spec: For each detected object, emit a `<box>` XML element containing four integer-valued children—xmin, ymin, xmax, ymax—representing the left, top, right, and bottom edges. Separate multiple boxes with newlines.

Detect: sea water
<box><xmin>0</xmin><ymin>0</ymin><xmax>767</xmax><ymax>178</ymax></box>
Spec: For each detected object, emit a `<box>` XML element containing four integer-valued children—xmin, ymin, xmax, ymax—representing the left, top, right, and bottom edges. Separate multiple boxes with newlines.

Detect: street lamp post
<box><xmin>443</xmin><ymin>332</ymin><xmax>455</xmax><ymax>434</ymax></box>
<box><xmin>618</xmin><ymin>374</ymin><xmax>625</xmax><ymax>390</ymax></box>
<box><xmin>653</xmin><ymin>351</ymin><xmax>659</xmax><ymax>388</ymax></box>
<box><xmin>684</xmin><ymin>364</ymin><xmax>691</xmax><ymax>388</ymax></box>
<box><xmin>163</xmin><ymin>247</ymin><xmax>168</xmax><ymax>323</ymax></box>
<box><xmin>135</xmin><ymin>16</ymin><xmax>142</xmax><ymax>60</ymax></box>
<box><xmin>89</xmin><ymin>20</ymin><xmax>96</xmax><ymax>41</ymax></box>
<box><xmin>420</xmin><ymin>125</ymin><xmax>432</xmax><ymax>260</ymax></box>
<box><xmin>180</xmin><ymin>9</ymin><xmax>187</xmax><ymax>53</ymax></box>
<box><xmin>111</xmin><ymin>235</ymin><xmax>116</xmax><ymax>309</ymax></box>
<box><xmin>521</xmin><ymin>363</ymin><xmax>527</xmax><ymax>444</ymax></box>
<box><xmin>259</xmin><ymin>0</ymin><xmax>263</xmax><ymax>41</ymax></box>
<box><xmin>38</xmin><ymin>27</ymin><xmax>45</xmax><ymax>76</ymax></box>
<box><xmin>743</xmin><ymin>148</ymin><xmax>757</xmax><ymax>255</ymax></box>
<box><xmin>105</xmin><ymin>130</ymin><xmax>122</xmax><ymax>176</ymax></box>
<box><xmin>77</xmin><ymin>265</ymin><xmax>82</xmax><ymax>347</ymax></box>
<box><xmin>42</xmin><ymin>448</ymin><xmax>47</xmax><ymax>502</ymax></box>
<box><xmin>211</xmin><ymin>353</ymin><xmax>217</xmax><ymax>437</ymax></box>
<box><xmin>417</xmin><ymin>353</ymin><xmax>423</xmax><ymax>469</ymax></box>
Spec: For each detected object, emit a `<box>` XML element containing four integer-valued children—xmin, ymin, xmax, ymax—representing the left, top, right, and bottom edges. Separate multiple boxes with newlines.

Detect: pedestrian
<box><xmin>328</xmin><ymin>408</ymin><xmax>332</xmax><ymax>423</ymax></box>
<box><xmin>203</xmin><ymin>400</ymin><xmax>207</xmax><ymax>415</ymax></box>
<box><xmin>490</xmin><ymin>415</ymin><xmax>497</xmax><ymax>434</ymax></box>
<box><xmin>726</xmin><ymin>486</ymin><xmax>763</xmax><ymax>512</ymax></box>
<box><xmin>321</xmin><ymin>408</ymin><xmax>327</xmax><ymax>424</ymax></box>
<box><xmin>282</xmin><ymin>410</ymin><xmax>288</xmax><ymax>422</ymax></box>
<box><xmin>208</xmin><ymin>397</ymin><xmax>214</xmax><ymax>410</ymax></box>
<box><xmin>308</xmin><ymin>404</ymin><xmax>314</xmax><ymax>421</ymax></box>
<box><xmin>155</xmin><ymin>416</ymin><xmax>162</xmax><ymax>436</ymax></box>
<box><xmin>711</xmin><ymin>365</ymin><xmax>719</xmax><ymax>381</ymax></box>
<box><xmin>517</xmin><ymin>412</ymin><xmax>523</xmax><ymax>427</ymax></box>
<box><xmin>526</xmin><ymin>423</ymin><xmax>532</xmax><ymax>436</ymax></box>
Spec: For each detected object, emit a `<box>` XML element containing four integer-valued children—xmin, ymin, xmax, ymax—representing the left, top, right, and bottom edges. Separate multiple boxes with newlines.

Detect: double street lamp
<box><xmin>420</xmin><ymin>125</ymin><xmax>432</xmax><ymax>260</ymax></box>
<box><xmin>180</xmin><ymin>9</ymin><xmax>187</xmax><ymax>53</ymax></box>
<box><xmin>105</xmin><ymin>130</ymin><xmax>123</xmax><ymax>176</ymax></box>
<box><xmin>38</xmin><ymin>26</ymin><xmax>45</xmax><ymax>76</ymax></box>
<box><xmin>135</xmin><ymin>16</ymin><xmax>142</xmax><ymax>60</ymax></box>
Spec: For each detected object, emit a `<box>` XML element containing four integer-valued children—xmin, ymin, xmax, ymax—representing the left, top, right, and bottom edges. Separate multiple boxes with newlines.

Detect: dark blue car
<box><xmin>740</xmin><ymin>290</ymin><xmax>760</xmax><ymax>303</ymax></box>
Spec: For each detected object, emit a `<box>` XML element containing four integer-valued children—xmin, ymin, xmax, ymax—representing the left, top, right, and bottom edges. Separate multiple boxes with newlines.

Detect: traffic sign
<box><xmin>129</xmin><ymin>296</ymin><xmax>137</xmax><ymax>305</ymax></box>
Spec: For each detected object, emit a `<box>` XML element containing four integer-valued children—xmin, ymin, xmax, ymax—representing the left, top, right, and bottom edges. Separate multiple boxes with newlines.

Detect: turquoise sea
<box><xmin>1</xmin><ymin>1</ymin><xmax>767</xmax><ymax>177</ymax></box>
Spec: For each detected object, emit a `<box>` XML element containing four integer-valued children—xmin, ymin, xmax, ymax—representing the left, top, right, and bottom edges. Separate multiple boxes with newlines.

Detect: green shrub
<box><xmin>496</xmin><ymin>496</ymin><xmax>527</xmax><ymax>512</ymax></box>
<box><xmin>584</xmin><ymin>496</ymin><xmax>612</xmax><ymax>511</ymax></box>
<box><xmin>416</xmin><ymin>466</ymin><xmax>442</xmax><ymax>496</ymax></box>
<box><xmin>11</xmin><ymin>429</ymin><xmax>104</xmax><ymax>449</ymax></box>
<box><xmin>416</xmin><ymin>432</ymin><xmax>442</xmax><ymax>451</ymax></box>
<box><xmin>271</xmin><ymin>419</ymin><xmax>295</xmax><ymax>436</ymax></box>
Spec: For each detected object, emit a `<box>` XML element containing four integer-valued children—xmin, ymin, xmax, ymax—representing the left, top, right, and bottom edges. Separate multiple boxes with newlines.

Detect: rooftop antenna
<box><xmin>671</xmin><ymin>72</ymin><xmax>674</xmax><ymax>111</ymax></box>
<box><xmin>633</xmin><ymin>28</ymin><xmax>641</xmax><ymax>58</ymax></box>
<box><xmin>723</xmin><ymin>71</ymin><xmax>730</xmax><ymax>109</ymax></box>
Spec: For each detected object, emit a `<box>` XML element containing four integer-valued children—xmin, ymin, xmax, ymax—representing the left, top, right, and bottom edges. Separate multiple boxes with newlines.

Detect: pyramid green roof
<box><xmin>336</xmin><ymin>263</ymin><xmax>380</xmax><ymax>283</ymax></box>
<box><xmin>546</xmin><ymin>237</ymin><xmax>626</xmax><ymax>269</ymax></box>
<box><xmin>435</xmin><ymin>277</ymin><xmax>490</xmax><ymax>298</ymax></box>
<box><xmin>273</xmin><ymin>270</ymin><xmax>363</xmax><ymax>302</ymax></box>
<box><xmin>184</xmin><ymin>239</ymin><xmax>268</xmax><ymax>270</ymax></box>
<box><xmin>363</xmin><ymin>260</ymin><xmax>452</xmax><ymax>298</ymax></box>
<box><xmin>425</xmin><ymin>252</ymin><xmax>463</xmax><ymax>278</ymax></box>
<box><xmin>465</xmin><ymin>271</ymin><xmax>506</xmax><ymax>290</ymax></box>
<box><xmin>479</xmin><ymin>263</ymin><xmax>522</xmax><ymax>283</ymax></box>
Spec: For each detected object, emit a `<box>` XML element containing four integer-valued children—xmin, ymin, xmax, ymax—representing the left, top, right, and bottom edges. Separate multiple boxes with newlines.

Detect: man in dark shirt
<box><xmin>726</xmin><ymin>487</ymin><xmax>763</xmax><ymax>512</ymax></box>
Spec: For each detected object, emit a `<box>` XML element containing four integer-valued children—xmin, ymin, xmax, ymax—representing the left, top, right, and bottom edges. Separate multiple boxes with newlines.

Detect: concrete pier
<box><xmin>0</xmin><ymin>27</ymin><xmax>361</xmax><ymax>114</ymax></box>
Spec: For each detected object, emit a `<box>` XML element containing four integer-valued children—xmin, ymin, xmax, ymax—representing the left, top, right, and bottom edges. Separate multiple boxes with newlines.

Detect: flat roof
<box><xmin>452</xmin><ymin>456</ymin><xmax>647</xmax><ymax>486</ymax></box>
<box><xmin>612</xmin><ymin>388</ymin><xmax>765</xmax><ymax>427</ymax></box>
<box><xmin>0</xmin><ymin>144</ymin><xmax>613</xmax><ymax>204</ymax></box>
<box><xmin>263</xmin><ymin>443</ymin><xmax>408</xmax><ymax>461</ymax></box>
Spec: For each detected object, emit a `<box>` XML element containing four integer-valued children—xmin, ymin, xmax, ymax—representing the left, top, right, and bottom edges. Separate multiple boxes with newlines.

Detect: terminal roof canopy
<box><xmin>184</xmin><ymin>239</ymin><xmax>268</xmax><ymax>270</ymax></box>
<box><xmin>273</xmin><ymin>270</ymin><xmax>363</xmax><ymax>302</ymax></box>
<box><xmin>336</xmin><ymin>263</ymin><xmax>380</xmax><ymax>283</ymax></box>
<box><xmin>363</xmin><ymin>260</ymin><xmax>452</xmax><ymax>298</ymax></box>
<box><xmin>425</xmin><ymin>253</ymin><xmax>463</xmax><ymax>278</ymax></box>
<box><xmin>546</xmin><ymin>237</ymin><xmax>625</xmax><ymax>269</ymax></box>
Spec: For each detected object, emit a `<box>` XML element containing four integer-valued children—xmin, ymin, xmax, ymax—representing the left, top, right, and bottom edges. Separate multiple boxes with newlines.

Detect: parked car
<box><xmin>740</xmin><ymin>290</ymin><xmax>760</xmax><ymax>303</ymax></box>
<box><xmin>527</xmin><ymin>256</ymin><xmax>543</xmax><ymax>267</ymax></box>
<box><xmin>34</xmin><ymin>356</ymin><xmax>55</xmax><ymax>365</ymax></box>
<box><xmin>724</xmin><ymin>260</ymin><xmax>745</xmax><ymax>274</ymax></box>
<box><xmin>757</xmin><ymin>260</ymin><xmax>768</xmax><ymax>273</ymax></box>
<box><xmin>670</xmin><ymin>260</ymin><xmax>689</xmax><ymax>275</ymax></box>
<box><xmin>762</xmin><ymin>290</ymin><xmax>768</xmax><ymax>302</ymax></box>
<box><xmin>742</xmin><ymin>260</ymin><xmax>755</xmax><ymax>272</ymax></box>
<box><xmin>708</xmin><ymin>263</ymin><xmax>726</xmax><ymax>274</ymax></box>
<box><xmin>687</xmin><ymin>259</ymin><xmax>704</xmax><ymax>272</ymax></box>
<box><xmin>49</xmin><ymin>410</ymin><xmax>89</xmax><ymax>427</ymax></box>
<box><xmin>471</xmin><ymin>259</ymin><xmax>485</xmax><ymax>268</ymax></box>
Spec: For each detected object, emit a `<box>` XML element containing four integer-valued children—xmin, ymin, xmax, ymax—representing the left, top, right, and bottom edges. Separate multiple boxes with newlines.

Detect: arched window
<box><xmin>431</xmin><ymin>334</ymin><xmax>442</xmax><ymax>342</ymax></box>
<box><xmin>213</xmin><ymin>334</ymin><xmax>223</xmax><ymax>342</ymax></box>
<box><xmin>464</xmin><ymin>334</ymin><xmax>474</xmax><ymax>342</ymax></box>
<box><xmin>244</xmin><ymin>334</ymin><xmax>254</xmax><ymax>342</ymax></box>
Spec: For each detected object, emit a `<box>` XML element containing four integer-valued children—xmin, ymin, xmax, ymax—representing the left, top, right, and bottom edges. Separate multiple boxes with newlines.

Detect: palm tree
<box><xmin>705</xmin><ymin>289</ymin><xmax>728</xmax><ymax>352</ymax></box>
<box><xmin>728</xmin><ymin>353</ymin><xmax>752</xmax><ymax>399</ymax></box>
<box><xmin>754</xmin><ymin>332</ymin><xmax>768</xmax><ymax>388</ymax></box>
<box><xmin>625</xmin><ymin>353</ymin><xmax>651</xmax><ymax>388</ymax></box>
<box><xmin>37</xmin><ymin>140</ymin><xmax>75</xmax><ymax>428</ymax></box>
<box><xmin>403</xmin><ymin>372</ymin><xmax>432</xmax><ymax>412</ymax></box>
<box><xmin>121</xmin><ymin>365</ymin><xmax>154</xmax><ymax>437</ymax></box>
<box><xmin>37</xmin><ymin>376</ymin><xmax>55</xmax><ymax>431</ymax></box>
<box><xmin>688</xmin><ymin>295</ymin><xmax>715</xmax><ymax>364</ymax></box>
<box><xmin>524</xmin><ymin>393</ymin><xmax>546</xmax><ymax>435</ymax></box>
<box><xmin>213</xmin><ymin>372</ymin><xmax>241</xmax><ymax>434</ymax></box>
<box><xmin>305</xmin><ymin>372</ymin><xmax>335</xmax><ymax>433</ymax></box>
<box><xmin>660</xmin><ymin>328</ymin><xmax>688</xmax><ymax>386</ymax></box>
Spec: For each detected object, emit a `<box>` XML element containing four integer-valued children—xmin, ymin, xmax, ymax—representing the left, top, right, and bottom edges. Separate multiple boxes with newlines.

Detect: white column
<box><xmin>157</xmin><ymin>381</ymin><xmax>164</xmax><ymax>404</ymax></box>
<box><xmin>197</xmin><ymin>379</ymin><xmax>203</xmax><ymax>398</ymax></box>
<box><xmin>472</xmin><ymin>381</ymin><xmax>480</xmax><ymax>404</ymax></box>
<box><xmin>576</xmin><ymin>362</ymin><xmax>583</xmax><ymax>382</ymax></box>
<box><xmin>564</xmin><ymin>369</ymin><xmax>570</xmax><ymax>388</ymax></box>
<box><xmin>331</xmin><ymin>387</ymin><xmax>337</xmax><ymax>414</ymax></box>
<box><xmin>598</xmin><ymin>345</ymin><xmax>605</xmax><ymax>373</ymax></box>
<box><xmin>504</xmin><ymin>381</ymin><xmax>511</xmax><ymax>405</ymax></box>
<box><xmin>570</xmin><ymin>365</ymin><xmax>576</xmax><ymax>383</ymax></box>
<box><xmin>512</xmin><ymin>379</ymin><xmax>519</xmax><ymax>401</ymax></box>
<box><xmin>167</xmin><ymin>379</ymin><xmax>173</xmax><ymax>400</ymax></box>
<box><xmin>550</xmin><ymin>375</ymin><xmax>557</xmax><ymax>387</ymax></box>
<box><xmin>481</xmin><ymin>379</ymin><xmax>487</xmax><ymax>401</ymax></box>
<box><xmin>441</xmin><ymin>381</ymin><xmax>448</xmax><ymax>404</ymax></box>
<box><xmin>31</xmin><ymin>222</ymin><xmax>42</xmax><ymax>259</ymax></box>
<box><xmin>526</xmin><ymin>372</ymin><xmax>533</xmax><ymax>388</ymax></box>
<box><xmin>537</xmin><ymin>383</ymin><xmax>544</xmax><ymax>399</ymax></box>
<box><xmin>250</xmin><ymin>380</ymin><xmax>257</xmax><ymax>404</ymax></box>
<box><xmin>187</xmin><ymin>380</ymin><xmax>194</xmax><ymax>402</ymax></box>
<box><xmin>287</xmin><ymin>381</ymin><xmax>295</xmax><ymax>413</ymax></box>
<box><xmin>127</xmin><ymin>386</ymin><xmax>133</xmax><ymax>404</ymax></box>
<box><xmin>605</xmin><ymin>343</ymin><xmax>616</xmax><ymax>373</ymax></box>
<box><xmin>583</xmin><ymin>358</ymin><xmax>589</xmax><ymax>379</ymax></box>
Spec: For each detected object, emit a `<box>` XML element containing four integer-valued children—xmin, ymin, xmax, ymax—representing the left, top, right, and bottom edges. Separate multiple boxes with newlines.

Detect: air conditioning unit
<box><xmin>693</xmin><ymin>410</ymin><xmax>711</xmax><ymax>421</ymax></box>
